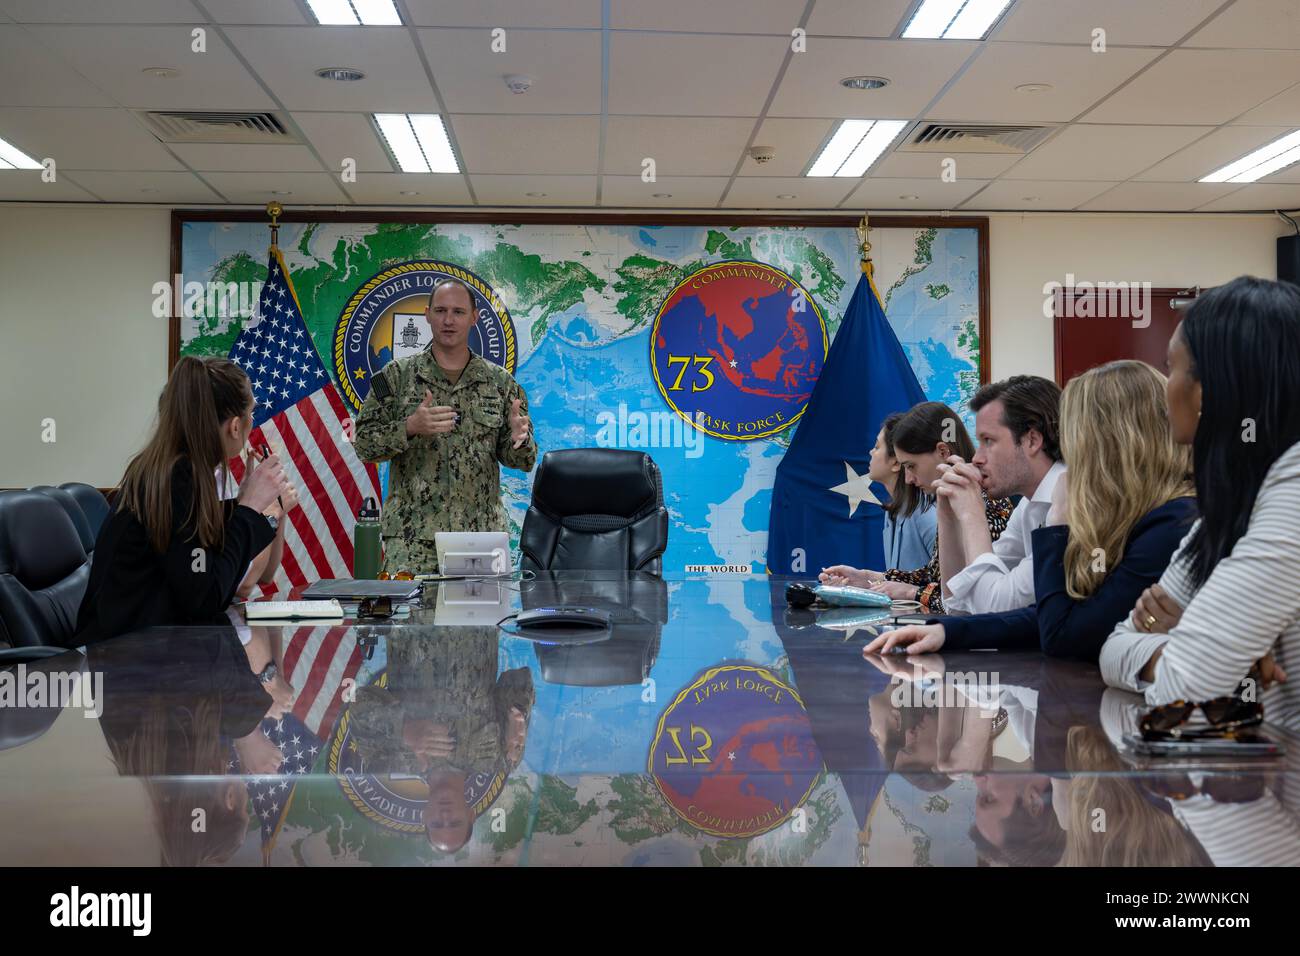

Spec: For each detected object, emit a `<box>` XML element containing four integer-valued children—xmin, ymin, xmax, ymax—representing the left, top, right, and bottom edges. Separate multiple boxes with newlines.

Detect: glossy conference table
<box><xmin>1</xmin><ymin>572</ymin><xmax>1296</xmax><ymax>867</ymax></box>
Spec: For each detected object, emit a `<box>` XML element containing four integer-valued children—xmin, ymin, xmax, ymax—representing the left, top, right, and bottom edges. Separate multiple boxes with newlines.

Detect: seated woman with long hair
<box><xmin>865</xmin><ymin>360</ymin><xmax>1195</xmax><ymax>659</ymax></box>
<box><xmin>1101</xmin><ymin>276</ymin><xmax>1300</xmax><ymax>718</ymax></box>
<box><xmin>821</xmin><ymin>401</ymin><xmax>1013</xmax><ymax>614</ymax></box>
<box><xmin>873</xmin><ymin>411</ymin><xmax>938</xmax><ymax>571</ymax></box>
<box><xmin>77</xmin><ymin>356</ymin><xmax>291</xmax><ymax>644</ymax></box>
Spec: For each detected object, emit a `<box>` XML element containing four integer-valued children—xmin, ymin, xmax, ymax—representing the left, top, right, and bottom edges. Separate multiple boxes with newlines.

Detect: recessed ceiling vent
<box><xmin>139</xmin><ymin>111</ymin><xmax>296</xmax><ymax>144</ymax></box>
<box><xmin>900</xmin><ymin>123</ymin><xmax>1056</xmax><ymax>154</ymax></box>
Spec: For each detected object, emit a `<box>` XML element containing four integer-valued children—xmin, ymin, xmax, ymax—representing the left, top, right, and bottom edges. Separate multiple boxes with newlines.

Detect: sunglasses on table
<box><xmin>1139</xmin><ymin>695</ymin><xmax>1264</xmax><ymax>741</ymax></box>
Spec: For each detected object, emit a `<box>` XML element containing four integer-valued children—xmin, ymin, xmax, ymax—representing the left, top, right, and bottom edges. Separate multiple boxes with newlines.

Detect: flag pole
<box><xmin>857</xmin><ymin>212</ymin><xmax>885</xmax><ymax>304</ymax></box>
<box><xmin>266</xmin><ymin>200</ymin><xmax>283</xmax><ymax>251</ymax></box>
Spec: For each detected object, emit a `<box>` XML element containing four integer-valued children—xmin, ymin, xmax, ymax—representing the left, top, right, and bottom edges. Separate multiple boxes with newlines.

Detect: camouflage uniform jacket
<box><xmin>352</xmin><ymin>350</ymin><xmax>538</xmax><ymax>562</ymax></box>
<box><xmin>347</xmin><ymin>628</ymin><xmax>535</xmax><ymax>776</ymax></box>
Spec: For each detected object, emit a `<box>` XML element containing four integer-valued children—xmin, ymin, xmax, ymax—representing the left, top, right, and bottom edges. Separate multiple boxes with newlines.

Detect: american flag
<box><xmin>230</xmin><ymin>622</ymin><xmax>365</xmax><ymax>862</ymax></box>
<box><xmin>227</xmin><ymin>247</ymin><xmax>379</xmax><ymax>593</ymax></box>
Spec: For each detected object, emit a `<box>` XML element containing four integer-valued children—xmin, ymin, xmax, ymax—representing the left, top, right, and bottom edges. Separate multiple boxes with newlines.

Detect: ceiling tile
<box><xmin>1234</xmin><ymin>82</ymin><xmax>1300</xmax><ymax>125</ymax></box>
<box><xmin>290</xmin><ymin>111</ymin><xmax>395</xmax><ymax>172</ymax></box>
<box><xmin>1005</xmin><ymin>124</ymin><xmax>1209</xmax><ymax>180</ymax></box>
<box><xmin>0</xmin><ymin>0</ymin><xmax>202</xmax><ymax>23</ymax></box>
<box><xmin>722</xmin><ymin>176</ymin><xmax>855</xmax><ymax>208</ymax></box>
<box><xmin>61</xmin><ymin>169</ymin><xmax>223</xmax><ymax>202</ymax></box>
<box><xmin>612</xmin><ymin>0</ymin><xmax>804</xmax><ymax>34</ymax></box>
<box><xmin>1137</xmin><ymin>125</ymin><xmax>1296</xmax><ymax>181</ymax></box>
<box><xmin>0</xmin><ymin>107</ymin><xmax>184</xmax><ymax>170</ymax></box>
<box><xmin>342</xmin><ymin>172</ymin><xmax>472</xmax><ymax>204</ymax></box>
<box><xmin>452</xmin><ymin>114</ymin><xmax>598</xmax><ymax>174</ymax></box>
<box><xmin>959</xmin><ymin>179</ymin><xmax>1120</xmax><ymax>209</ymax></box>
<box><xmin>604</xmin><ymin>116</ymin><xmax>754</xmax><ymax>176</ymax></box>
<box><xmin>199</xmin><ymin>170</ymin><xmax>351</xmax><ymax>204</ymax></box>
<box><xmin>0</xmin><ymin>169</ymin><xmax>95</xmax><ymax>200</ymax></box>
<box><xmin>610</xmin><ymin>32</ymin><xmax>788</xmax><ymax>116</ymax></box>
<box><xmin>805</xmin><ymin>0</ymin><xmax>913</xmax><ymax>37</ymax></box>
<box><xmin>226</xmin><ymin>26</ymin><xmax>434</xmax><ymax>112</ymax></box>
<box><xmin>1194</xmin><ymin>182</ymin><xmax>1300</xmax><ymax>211</ymax></box>
<box><xmin>871</xmin><ymin>150</ymin><xmax>1021</xmax><ymax>178</ymax></box>
<box><xmin>1083</xmin><ymin>49</ymin><xmax>1300</xmax><ymax>124</ymax></box>
<box><xmin>997</xmin><ymin>0</ymin><xmax>1225</xmax><ymax>46</ymax></box>
<box><xmin>601</xmin><ymin>175</ymin><xmax>728</xmax><ymax>207</ymax></box>
<box><xmin>0</xmin><ymin>25</ymin><xmax>116</xmax><ymax>107</ymax></box>
<box><xmin>738</xmin><ymin>117</ymin><xmax>836</xmax><ymax>176</ymax></box>
<box><xmin>202</xmin><ymin>0</ymin><xmax>307</xmax><ymax>24</ymax></box>
<box><xmin>25</xmin><ymin>25</ymin><xmax>275</xmax><ymax>110</ymax></box>
<box><xmin>844</xmin><ymin>176</ymin><xmax>988</xmax><ymax>209</ymax></box>
<box><xmin>929</xmin><ymin>43</ymin><xmax>1159</xmax><ymax>123</ymax></box>
<box><xmin>420</xmin><ymin>28</ymin><xmax>601</xmax><ymax>114</ymax></box>
<box><xmin>1186</xmin><ymin>0</ymin><xmax>1300</xmax><ymax>50</ymax></box>
<box><xmin>469</xmin><ymin>173</ymin><xmax>596</xmax><ymax>205</ymax></box>
<box><xmin>769</xmin><ymin>38</ymin><xmax>976</xmax><ymax>118</ymax></box>
<box><xmin>406</xmin><ymin>0</ymin><xmax>601</xmax><ymax>28</ymax></box>
<box><xmin>168</xmin><ymin>142</ymin><xmax>325</xmax><ymax>172</ymax></box>
<box><xmin>1078</xmin><ymin>180</ymin><xmax>1245</xmax><ymax>211</ymax></box>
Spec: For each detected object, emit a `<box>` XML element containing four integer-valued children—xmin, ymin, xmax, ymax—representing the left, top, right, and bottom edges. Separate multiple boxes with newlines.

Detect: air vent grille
<box><xmin>139</xmin><ymin>111</ymin><xmax>295</xmax><ymax>144</ymax></box>
<box><xmin>901</xmin><ymin>123</ymin><xmax>1056</xmax><ymax>154</ymax></box>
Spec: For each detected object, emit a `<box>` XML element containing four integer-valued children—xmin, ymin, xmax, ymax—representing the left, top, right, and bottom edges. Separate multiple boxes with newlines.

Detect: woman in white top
<box><xmin>1100</xmin><ymin>276</ymin><xmax>1300</xmax><ymax>726</ymax></box>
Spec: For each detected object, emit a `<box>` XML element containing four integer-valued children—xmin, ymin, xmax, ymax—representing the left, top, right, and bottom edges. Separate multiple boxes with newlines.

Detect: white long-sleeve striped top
<box><xmin>1099</xmin><ymin>440</ymin><xmax>1300</xmax><ymax>729</ymax></box>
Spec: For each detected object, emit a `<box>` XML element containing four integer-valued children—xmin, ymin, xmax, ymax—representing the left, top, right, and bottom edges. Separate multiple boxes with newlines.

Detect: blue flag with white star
<box><xmin>766</xmin><ymin>268</ymin><xmax>926</xmax><ymax>576</ymax></box>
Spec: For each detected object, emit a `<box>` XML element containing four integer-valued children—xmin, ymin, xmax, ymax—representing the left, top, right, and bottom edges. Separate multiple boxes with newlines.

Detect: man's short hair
<box><xmin>428</xmin><ymin>277</ymin><xmax>476</xmax><ymax>312</ymax></box>
<box><xmin>970</xmin><ymin>374</ymin><xmax>1062</xmax><ymax>461</ymax></box>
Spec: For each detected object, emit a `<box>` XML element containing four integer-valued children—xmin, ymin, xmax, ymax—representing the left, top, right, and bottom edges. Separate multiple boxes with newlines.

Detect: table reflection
<box><xmin>0</xmin><ymin>573</ymin><xmax>1294</xmax><ymax>867</ymax></box>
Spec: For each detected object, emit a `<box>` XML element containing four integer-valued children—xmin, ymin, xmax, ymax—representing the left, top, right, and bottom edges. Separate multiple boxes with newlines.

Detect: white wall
<box><xmin>0</xmin><ymin>205</ymin><xmax>170</xmax><ymax>488</ymax></box>
<box><xmin>0</xmin><ymin>205</ymin><xmax>1288</xmax><ymax>487</ymax></box>
<box><xmin>986</xmin><ymin>212</ymin><xmax>1283</xmax><ymax>380</ymax></box>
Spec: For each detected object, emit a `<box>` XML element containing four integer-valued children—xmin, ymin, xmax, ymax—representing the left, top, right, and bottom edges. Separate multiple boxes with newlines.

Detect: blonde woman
<box><xmin>866</xmin><ymin>360</ymin><xmax>1195</xmax><ymax>660</ymax></box>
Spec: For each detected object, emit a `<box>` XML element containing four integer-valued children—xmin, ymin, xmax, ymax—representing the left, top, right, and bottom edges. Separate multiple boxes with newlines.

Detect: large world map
<box><xmin>180</xmin><ymin>221</ymin><xmax>982</xmax><ymax>573</ymax></box>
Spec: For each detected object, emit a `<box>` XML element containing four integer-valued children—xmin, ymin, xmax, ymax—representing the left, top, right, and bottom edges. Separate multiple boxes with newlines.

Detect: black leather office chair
<box><xmin>58</xmin><ymin>482</ymin><xmax>111</xmax><ymax>549</ymax></box>
<box><xmin>0</xmin><ymin>490</ymin><xmax>88</xmax><ymax>649</ymax></box>
<box><xmin>519</xmin><ymin>449</ymin><xmax>669</xmax><ymax>574</ymax></box>
<box><xmin>32</xmin><ymin>485</ymin><xmax>97</xmax><ymax>555</ymax></box>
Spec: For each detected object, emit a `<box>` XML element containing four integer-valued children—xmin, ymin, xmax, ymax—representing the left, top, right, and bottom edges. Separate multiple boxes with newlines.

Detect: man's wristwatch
<box><xmin>255</xmin><ymin>662</ymin><xmax>278</xmax><ymax>684</ymax></box>
<box><xmin>265</xmin><ymin>514</ymin><xmax>279</xmax><ymax>532</ymax></box>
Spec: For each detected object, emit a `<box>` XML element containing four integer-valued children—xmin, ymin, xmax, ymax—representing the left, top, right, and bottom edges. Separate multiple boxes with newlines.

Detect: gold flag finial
<box><xmin>266</xmin><ymin>200</ymin><xmax>283</xmax><ymax>249</ymax></box>
<box><xmin>856</xmin><ymin>212</ymin><xmax>873</xmax><ymax>277</ymax></box>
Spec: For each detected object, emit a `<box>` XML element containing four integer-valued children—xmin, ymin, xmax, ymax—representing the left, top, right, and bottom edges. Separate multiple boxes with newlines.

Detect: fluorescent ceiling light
<box><xmin>806</xmin><ymin>120</ymin><xmax>907</xmax><ymax>177</ymax></box>
<box><xmin>374</xmin><ymin>113</ymin><xmax>460</xmax><ymax>173</ymax></box>
<box><xmin>1200</xmin><ymin>129</ymin><xmax>1300</xmax><ymax>184</ymax></box>
<box><xmin>306</xmin><ymin>0</ymin><xmax>401</xmax><ymax>25</ymax></box>
<box><xmin>0</xmin><ymin>135</ymin><xmax>41</xmax><ymax>170</ymax></box>
<box><xmin>903</xmin><ymin>0</ymin><xmax>1013</xmax><ymax>39</ymax></box>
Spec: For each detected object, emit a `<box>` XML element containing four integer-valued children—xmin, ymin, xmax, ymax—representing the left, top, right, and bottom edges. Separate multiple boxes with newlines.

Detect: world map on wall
<box><xmin>180</xmin><ymin>222</ymin><xmax>982</xmax><ymax>573</ymax></box>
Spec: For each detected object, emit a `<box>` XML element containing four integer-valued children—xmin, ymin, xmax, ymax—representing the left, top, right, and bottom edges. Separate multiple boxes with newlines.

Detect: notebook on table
<box><xmin>245</xmin><ymin>599</ymin><xmax>345</xmax><ymax>621</ymax></box>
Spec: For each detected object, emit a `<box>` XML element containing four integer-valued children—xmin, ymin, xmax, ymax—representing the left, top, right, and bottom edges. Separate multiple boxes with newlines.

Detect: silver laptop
<box><xmin>433</xmin><ymin>531</ymin><xmax>511</xmax><ymax>575</ymax></box>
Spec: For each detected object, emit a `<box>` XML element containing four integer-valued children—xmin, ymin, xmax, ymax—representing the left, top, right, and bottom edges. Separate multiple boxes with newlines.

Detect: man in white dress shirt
<box><xmin>933</xmin><ymin>375</ymin><xmax>1064</xmax><ymax>614</ymax></box>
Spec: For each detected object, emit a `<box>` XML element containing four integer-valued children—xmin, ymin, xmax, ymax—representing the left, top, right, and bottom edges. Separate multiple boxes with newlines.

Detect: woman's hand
<box><xmin>869</xmin><ymin>580</ymin><xmax>922</xmax><ymax>602</ymax></box>
<box><xmin>818</xmin><ymin>565</ymin><xmax>882</xmax><ymax>587</ymax></box>
<box><xmin>1255</xmin><ymin>651</ymin><xmax>1289</xmax><ymax>690</ymax></box>
<box><xmin>1131</xmin><ymin>584</ymin><xmax>1182</xmax><ymax>634</ymax></box>
<box><xmin>863</xmin><ymin>623</ymin><xmax>947</xmax><ymax>656</ymax></box>
<box><xmin>234</xmin><ymin>727</ymin><xmax>285</xmax><ymax>775</ymax></box>
<box><xmin>238</xmin><ymin>450</ymin><xmax>289</xmax><ymax>514</ymax></box>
